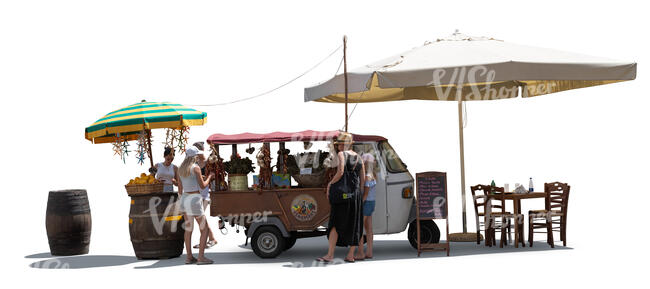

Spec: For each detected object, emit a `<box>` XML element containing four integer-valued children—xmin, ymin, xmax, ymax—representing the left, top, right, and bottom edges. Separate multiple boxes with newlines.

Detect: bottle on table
<box><xmin>490</xmin><ymin>180</ymin><xmax>496</xmax><ymax>194</ymax></box>
<box><xmin>529</xmin><ymin>177</ymin><xmax>534</xmax><ymax>192</ymax></box>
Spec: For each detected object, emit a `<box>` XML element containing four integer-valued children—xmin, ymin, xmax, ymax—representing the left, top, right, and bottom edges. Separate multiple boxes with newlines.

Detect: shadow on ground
<box><xmin>27</xmin><ymin>237</ymin><xmax>571</xmax><ymax>269</ymax></box>
<box><xmin>27</xmin><ymin>254</ymin><xmax>142</xmax><ymax>269</ymax></box>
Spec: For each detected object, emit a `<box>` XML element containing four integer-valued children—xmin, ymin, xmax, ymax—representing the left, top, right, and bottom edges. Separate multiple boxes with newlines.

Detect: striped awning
<box><xmin>85</xmin><ymin>101</ymin><xmax>207</xmax><ymax>144</ymax></box>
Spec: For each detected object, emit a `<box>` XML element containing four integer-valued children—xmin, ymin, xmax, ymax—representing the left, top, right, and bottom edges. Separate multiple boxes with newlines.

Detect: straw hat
<box><xmin>334</xmin><ymin>131</ymin><xmax>354</xmax><ymax>144</ymax></box>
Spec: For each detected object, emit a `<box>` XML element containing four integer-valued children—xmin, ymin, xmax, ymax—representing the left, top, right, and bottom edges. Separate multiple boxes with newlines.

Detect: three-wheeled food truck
<box><xmin>206</xmin><ymin>130</ymin><xmax>440</xmax><ymax>258</ymax></box>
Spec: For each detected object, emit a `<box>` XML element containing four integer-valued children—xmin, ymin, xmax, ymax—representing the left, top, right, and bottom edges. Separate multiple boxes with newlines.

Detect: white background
<box><xmin>1</xmin><ymin>0</ymin><xmax>648</xmax><ymax>287</ymax></box>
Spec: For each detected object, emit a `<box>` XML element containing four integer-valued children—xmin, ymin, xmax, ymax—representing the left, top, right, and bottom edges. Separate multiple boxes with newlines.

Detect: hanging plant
<box><xmin>224</xmin><ymin>154</ymin><xmax>255</xmax><ymax>175</ymax></box>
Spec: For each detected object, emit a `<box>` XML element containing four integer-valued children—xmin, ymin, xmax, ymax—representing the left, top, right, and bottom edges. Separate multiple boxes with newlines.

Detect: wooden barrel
<box><xmin>46</xmin><ymin>189</ymin><xmax>92</xmax><ymax>256</ymax></box>
<box><xmin>129</xmin><ymin>192</ymin><xmax>185</xmax><ymax>259</ymax></box>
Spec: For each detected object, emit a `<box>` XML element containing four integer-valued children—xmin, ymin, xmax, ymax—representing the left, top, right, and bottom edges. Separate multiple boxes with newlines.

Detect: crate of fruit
<box><xmin>125</xmin><ymin>173</ymin><xmax>165</xmax><ymax>196</ymax></box>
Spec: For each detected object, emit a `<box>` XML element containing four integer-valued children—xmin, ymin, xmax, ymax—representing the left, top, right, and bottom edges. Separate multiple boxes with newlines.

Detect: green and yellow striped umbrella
<box><xmin>85</xmin><ymin>101</ymin><xmax>207</xmax><ymax>144</ymax></box>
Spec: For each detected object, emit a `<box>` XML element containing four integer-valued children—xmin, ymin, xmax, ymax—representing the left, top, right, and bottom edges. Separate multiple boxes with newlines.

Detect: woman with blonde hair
<box><xmin>178</xmin><ymin>146</ymin><xmax>214</xmax><ymax>265</ymax></box>
<box><xmin>191</xmin><ymin>142</ymin><xmax>217</xmax><ymax>249</ymax></box>
<box><xmin>317</xmin><ymin>132</ymin><xmax>365</xmax><ymax>263</ymax></box>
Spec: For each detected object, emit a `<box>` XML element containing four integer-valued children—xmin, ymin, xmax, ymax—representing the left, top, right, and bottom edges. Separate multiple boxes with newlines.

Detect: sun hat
<box><xmin>334</xmin><ymin>131</ymin><xmax>354</xmax><ymax>144</ymax></box>
<box><xmin>185</xmin><ymin>146</ymin><xmax>203</xmax><ymax>157</ymax></box>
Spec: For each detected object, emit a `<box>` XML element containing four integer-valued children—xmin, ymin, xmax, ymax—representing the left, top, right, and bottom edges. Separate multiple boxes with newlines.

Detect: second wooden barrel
<box><xmin>46</xmin><ymin>189</ymin><xmax>92</xmax><ymax>256</ymax></box>
<box><xmin>129</xmin><ymin>192</ymin><xmax>185</xmax><ymax>259</ymax></box>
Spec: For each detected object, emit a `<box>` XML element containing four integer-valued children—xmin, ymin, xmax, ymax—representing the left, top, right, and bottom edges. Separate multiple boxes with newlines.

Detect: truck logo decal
<box><xmin>290</xmin><ymin>194</ymin><xmax>317</xmax><ymax>222</ymax></box>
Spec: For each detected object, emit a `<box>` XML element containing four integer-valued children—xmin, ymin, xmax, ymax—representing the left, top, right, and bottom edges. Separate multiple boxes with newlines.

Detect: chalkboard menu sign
<box><xmin>416</xmin><ymin>171</ymin><xmax>448</xmax><ymax>219</ymax></box>
<box><xmin>415</xmin><ymin>171</ymin><xmax>450</xmax><ymax>257</ymax></box>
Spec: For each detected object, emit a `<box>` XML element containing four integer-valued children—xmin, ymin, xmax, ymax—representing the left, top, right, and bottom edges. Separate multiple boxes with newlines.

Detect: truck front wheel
<box><xmin>251</xmin><ymin>226</ymin><xmax>285</xmax><ymax>258</ymax></box>
<box><xmin>407</xmin><ymin>220</ymin><xmax>441</xmax><ymax>250</ymax></box>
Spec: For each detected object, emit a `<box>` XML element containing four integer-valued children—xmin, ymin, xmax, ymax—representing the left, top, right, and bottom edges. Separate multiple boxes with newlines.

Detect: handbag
<box><xmin>328</xmin><ymin>152</ymin><xmax>359</xmax><ymax>204</ymax></box>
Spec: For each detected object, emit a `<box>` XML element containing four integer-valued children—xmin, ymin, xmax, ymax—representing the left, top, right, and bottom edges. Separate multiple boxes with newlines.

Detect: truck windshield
<box><xmin>353</xmin><ymin>143</ymin><xmax>380</xmax><ymax>176</ymax></box>
<box><xmin>378</xmin><ymin>141</ymin><xmax>408</xmax><ymax>173</ymax></box>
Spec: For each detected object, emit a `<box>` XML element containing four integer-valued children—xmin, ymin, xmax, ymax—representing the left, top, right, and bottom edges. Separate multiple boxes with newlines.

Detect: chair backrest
<box><xmin>544</xmin><ymin>182</ymin><xmax>570</xmax><ymax>215</ymax></box>
<box><xmin>485</xmin><ymin>186</ymin><xmax>506</xmax><ymax>215</ymax></box>
<box><xmin>485</xmin><ymin>186</ymin><xmax>506</xmax><ymax>217</ymax></box>
<box><xmin>470</xmin><ymin>184</ymin><xmax>490</xmax><ymax>219</ymax></box>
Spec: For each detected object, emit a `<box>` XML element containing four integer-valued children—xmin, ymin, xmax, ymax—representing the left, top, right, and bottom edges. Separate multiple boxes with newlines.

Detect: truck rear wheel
<box><xmin>251</xmin><ymin>226</ymin><xmax>285</xmax><ymax>258</ymax></box>
<box><xmin>407</xmin><ymin>220</ymin><xmax>441</xmax><ymax>250</ymax></box>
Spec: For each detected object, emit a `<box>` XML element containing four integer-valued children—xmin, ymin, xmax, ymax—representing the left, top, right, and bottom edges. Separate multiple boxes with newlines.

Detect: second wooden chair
<box><xmin>528</xmin><ymin>182</ymin><xmax>571</xmax><ymax>248</ymax></box>
<box><xmin>485</xmin><ymin>186</ymin><xmax>524</xmax><ymax>248</ymax></box>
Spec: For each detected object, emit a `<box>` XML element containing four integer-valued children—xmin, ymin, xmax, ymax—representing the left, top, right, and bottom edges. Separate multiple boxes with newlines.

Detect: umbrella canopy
<box><xmin>304</xmin><ymin>32</ymin><xmax>636</xmax><ymax>233</ymax></box>
<box><xmin>305</xmin><ymin>32</ymin><xmax>636</xmax><ymax>102</ymax></box>
<box><xmin>85</xmin><ymin>101</ymin><xmax>207</xmax><ymax>144</ymax></box>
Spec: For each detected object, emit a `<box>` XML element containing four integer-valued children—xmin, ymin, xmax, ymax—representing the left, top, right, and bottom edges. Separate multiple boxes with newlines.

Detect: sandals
<box><xmin>193</xmin><ymin>240</ymin><xmax>218</xmax><ymax>249</ymax></box>
<box><xmin>196</xmin><ymin>258</ymin><xmax>214</xmax><ymax>265</ymax></box>
<box><xmin>206</xmin><ymin>240</ymin><xmax>218</xmax><ymax>248</ymax></box>
<box><xmin>185</xmin><ymin>257</ymin><xmax>198</xmax><ymax>264</ymax></box>
<box><xmin>344</xmin><ymin>258</ymin><xmax>355</xmax><ymax>263</ymax></box>
<box><xmin>315</xmin><ymin>257</ymin><xmax>332</xmax><ymax>264</ymax></box>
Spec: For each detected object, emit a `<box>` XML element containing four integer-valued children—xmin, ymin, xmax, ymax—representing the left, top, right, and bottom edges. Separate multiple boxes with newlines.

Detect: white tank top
<box><xmin>155</xmin><ymin>162</ymin><xmax>175</xmax><ymax>185</ymax></box>
<box><xmin>180</xmin><ymin>164</ymin><xmax>200</xmax><ymax>193</ymax></box>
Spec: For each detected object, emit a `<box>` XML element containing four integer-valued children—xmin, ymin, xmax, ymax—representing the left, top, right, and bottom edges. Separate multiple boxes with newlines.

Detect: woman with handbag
<box><xmin>316</xmin><ymin>132</ymin><xmax>365</xmax><ymax>263</ymax></box>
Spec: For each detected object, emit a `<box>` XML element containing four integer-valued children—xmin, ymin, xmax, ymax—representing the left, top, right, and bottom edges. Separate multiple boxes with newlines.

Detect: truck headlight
<box><xmin>402</xmin><ymin>186</ymin><xmax>413</xmax><ymax>199</ymax></box>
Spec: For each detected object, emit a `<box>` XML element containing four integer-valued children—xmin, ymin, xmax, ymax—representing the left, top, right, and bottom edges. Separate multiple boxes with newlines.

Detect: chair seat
<box><xmin>529</xmin><ymin>209</ymin><xmax>563</xmax><ymax>216</ymax></box>
<box><xmin>489</xmin><ymin>212</ymin><xmax>514</xmax><ymax>216</ymax></box>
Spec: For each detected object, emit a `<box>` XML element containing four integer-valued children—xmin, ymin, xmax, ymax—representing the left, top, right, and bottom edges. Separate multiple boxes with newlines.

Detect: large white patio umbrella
<box><xmin>304</xmin><ymin>31</ymin><xmax>636</xmax><ymax>233</ymax></box>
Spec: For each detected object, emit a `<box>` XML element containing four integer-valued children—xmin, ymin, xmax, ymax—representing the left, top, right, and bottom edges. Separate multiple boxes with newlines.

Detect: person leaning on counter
<box><xmin>154</xmin><ymin>146</ymin><xmax>180</xmax><ymax>190</ymax></box>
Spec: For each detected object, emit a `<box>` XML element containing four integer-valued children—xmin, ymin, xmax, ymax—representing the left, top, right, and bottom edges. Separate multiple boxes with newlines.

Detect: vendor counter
<box><xmin>210</xmin><ymin>187</ymin><xmax>330</xmax><ymax>231</ymax></box>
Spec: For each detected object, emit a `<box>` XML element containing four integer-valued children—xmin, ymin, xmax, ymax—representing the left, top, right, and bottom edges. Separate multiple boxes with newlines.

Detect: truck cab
<box><xmin>352</xmin><ymin>140</ymin><xmax>414</xmax><ymax>234</ymax></box>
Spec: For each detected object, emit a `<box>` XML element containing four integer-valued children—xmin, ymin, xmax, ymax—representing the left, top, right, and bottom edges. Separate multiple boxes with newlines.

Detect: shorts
<box><xmin>200</xmin><ymin>186</ymin><xmax>210</xmax><ymax>200</ymax></box>
<box><xmin>363</xmin><ymin>200</ymin><xmax>375</xmax><ymax>217</ymax></box>
<box><xmin>180</xmin><ymin>193</ymin><xmax>204</xmax><ymax>216</ymax></box>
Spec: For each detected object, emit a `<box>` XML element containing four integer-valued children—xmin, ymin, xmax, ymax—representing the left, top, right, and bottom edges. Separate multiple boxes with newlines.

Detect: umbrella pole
<box><xmin>343</xmin><ymin>35</ymin><xmax>349</xmax><ymax>132</ymax></box>
<box><xmin>457</xmin><ymin>94</ymin><xmax>468</xmax><ymax>233</ymax></box>
<box><xmin>146</xmin><ymin>129</ymin><xmax>154</xmax><ymax>171</ymax></box>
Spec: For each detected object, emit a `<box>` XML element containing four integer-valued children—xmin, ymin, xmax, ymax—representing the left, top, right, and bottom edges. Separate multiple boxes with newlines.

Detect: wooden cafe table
<box><xmin>502</xmin><ymin>192</ymin><xmax>546</xmax><ymax>248</ymax></box>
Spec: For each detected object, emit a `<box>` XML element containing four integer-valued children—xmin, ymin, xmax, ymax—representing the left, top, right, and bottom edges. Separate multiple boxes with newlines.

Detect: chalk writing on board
<box><xmin>416</xmin><ymin>172</ymin><xmax>447</xmax><ymax>219</ymax></box>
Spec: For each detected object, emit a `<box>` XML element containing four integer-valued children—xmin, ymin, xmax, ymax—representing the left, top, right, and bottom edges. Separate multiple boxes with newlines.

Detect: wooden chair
<box><xmin>470</xmin><ymin>185</ymin><xmax>490</xmax><ymax>244</ymax></box>
<box><xmin>528</xmin><ymin>182</ymin><xmax>571</xmax><ymax>248</ymax></box>
<box><xmin>484</xmin><ymin>186</ymin><xmax>522</xmax><ymax>248</ymax></box>
<box><xmin>471</xmin><ymin>184</ymin><xmax>510</xmax><ymax>245</ymax></box>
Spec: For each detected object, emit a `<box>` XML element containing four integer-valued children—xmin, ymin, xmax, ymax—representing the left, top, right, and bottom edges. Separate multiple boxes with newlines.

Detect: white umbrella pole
<box><xmin>457</xmin><ymin>94</ymin><xmax>468</xmax><ymax>233</ymax></box>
